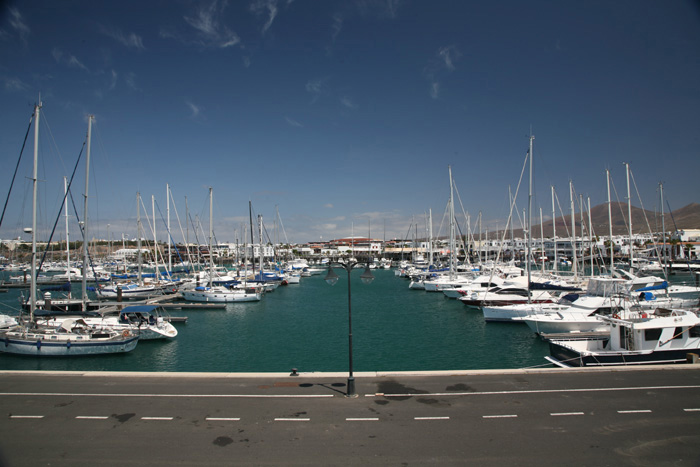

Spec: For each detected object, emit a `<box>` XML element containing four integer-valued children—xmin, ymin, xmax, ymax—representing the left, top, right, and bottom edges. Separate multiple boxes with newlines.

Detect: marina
<box><xmin>0</xmin><ymin>268</ymin><xmax>551</xmax><ymax>372</ymax></box>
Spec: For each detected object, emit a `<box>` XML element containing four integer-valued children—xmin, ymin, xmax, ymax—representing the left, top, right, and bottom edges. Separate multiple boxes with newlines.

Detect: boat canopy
<box><xmin>120</xmin><ymin>305</ymin><xmax>159</xmax><ymax>315</ymax></box>
<box><xmin>635</xmin><ymin>281</ymin><xmax>668</xmax><ymax>292</ymax></box>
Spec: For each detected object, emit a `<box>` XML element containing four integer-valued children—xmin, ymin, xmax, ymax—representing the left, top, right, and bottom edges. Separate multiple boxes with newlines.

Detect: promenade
<box><xmin>1</xmin><ymin>366</ymin><xmax>699</xmax><ymax>465</ymax></box>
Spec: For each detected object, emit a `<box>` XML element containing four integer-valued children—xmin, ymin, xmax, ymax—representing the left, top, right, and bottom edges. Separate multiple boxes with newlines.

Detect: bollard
<box><xmin>43</xmin><ymin>292</ymin><xmax>52</xmax><ymax>311</ymax></box>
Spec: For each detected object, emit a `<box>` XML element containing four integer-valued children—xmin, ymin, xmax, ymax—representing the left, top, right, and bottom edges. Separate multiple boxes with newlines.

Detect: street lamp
<box><xmin>325</xmin><ymin>259</ymin><xmax>374</xmax><ymax>397</ymax></box>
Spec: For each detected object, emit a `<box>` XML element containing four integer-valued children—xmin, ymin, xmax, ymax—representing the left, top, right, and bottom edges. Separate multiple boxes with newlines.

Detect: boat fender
<box><xmin>613</xmin><ymin>314</ymin><xmax>620</xmax><ymax>319</ymax></box>
<box><xmin>36</xmin><ymin>340</ymin><xmax>41</xmax><ymax>349</ymax></box>
<box><xmin>122</xmin><ymin>330</ymin><xmax>130</xmax><ymax>338</ymax></box>
<box><xmin>641</xmin><ymin>313</ymin><xmax>648</xmax><ymax>319</ymax></box>
<box><xmin>66</xmin><ymin>340</ymin><xmax>71</xmax><ymax>349</ymax></box>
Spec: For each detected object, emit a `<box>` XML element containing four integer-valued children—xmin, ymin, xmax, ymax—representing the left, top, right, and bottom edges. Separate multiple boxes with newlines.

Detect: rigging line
<box><xmin>167</xmin><ymin>189</ymin><xmax>194</xmax><ymax>270</ymax></box>
<box><xmin>665</xmin><ymin>199</ymin><xmax>694</xmax><ymax>275</ymax></box>
<box><xmin>628</xmin><ymin>168</ymin><xmax>667</xmax><ymax>268</ymax></box>
<box><xmin>491</xmin><ymin>149</ymin><xmax>528</xmax><ymax>274</ymax></box>
<box><xmin>153</xmin><ymin>199</ymin><xmax>186</xmax><ymax>273</ymax></box>
<box><xmin>36</xmin><ymin>143</ymin><xmax>86</xmax><ymax>275</ymax></box>
<box><xmin>0</xmin><ymin>111</ymin><xmax>34</xmax><ymax>231</ymax></box>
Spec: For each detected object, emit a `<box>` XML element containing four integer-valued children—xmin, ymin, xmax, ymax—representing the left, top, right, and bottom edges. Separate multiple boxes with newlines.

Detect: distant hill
<box><xmin>509</xmin><ymin>202</ymin><xmax>700</xmax><ymax>238</ymax></box>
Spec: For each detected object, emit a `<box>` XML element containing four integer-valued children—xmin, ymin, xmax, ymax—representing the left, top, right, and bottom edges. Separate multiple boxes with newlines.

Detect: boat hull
<box><xmin>0</xmin><ymin>334</ymin><xmax>138</xmax><ymax>356</ymax></box>
<box><xmin>548</xmin><ymin>341</ymin><xmax>699</xmax><ymax>367</ymax></box>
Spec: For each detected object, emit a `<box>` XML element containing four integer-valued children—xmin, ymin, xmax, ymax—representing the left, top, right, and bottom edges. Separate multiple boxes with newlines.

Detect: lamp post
<box><xmin>325</xmin><ymin>258</ymin><xmax>374</xmax><ymax>397</ymax></box>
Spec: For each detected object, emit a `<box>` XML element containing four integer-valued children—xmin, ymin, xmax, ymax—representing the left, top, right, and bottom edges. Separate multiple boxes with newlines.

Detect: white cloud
<box><xmin>99</xmin><ymin>25</ymin><xmax>145</xmax><ymax>50</ymax></box>
<box><xmin>340</xmin><ymin>96</ymin><xmax>357</xmax><ymax>109</ymax></box>
<box><xmin>306</xmin><ymin>77</ymin><xmax>329</xmax><ymax>103</ymax></box>
<box><xmin>324</xmin><ymin>204</ymin><xmax>334</xmax><ymax>209</ymax></box>
<box><xmin>109</xmin><ymin>70</ymin><xmax>117</xmax><ymax>90</ymax></box>
<box><xmin>250</xmin><ymin>0</ymin><xmax>278</xmax><ymax>34</ymax></box>
<box><xmin>52</xmin><ymin>47</ymin><xmax>89</xmax><ymax>72</ymax></box>
<box><xmin>183</xmin><ymin>0</ymin><xmax>241</xmax><ymax>48</ymax></box>
<box><xmin>186</xmin><ymin>100</ymin><xmax>201</xmax><ymax>118</ymax></box>
<box><xmin>424</xmin><ymin>45</ymin><xmax>460</xmax><ymax>99</ymax></box>
<box><xmin>3</xmin><ymin>76</ymin><xmax>29</xmax><ymax>92</ymax></box>
<box><xmin>124</xmin><ymin>72</ymin><xmax>138</xmax><ymax>90</ymax></box>
<box><xmin>331</xmin><ymin>13</ymin><xmax>343</xmax><ymax>41</ymax></box>
<box><xmin>284</xmin><ymin>116</ymin><xmax>303</xmax><ymax>127</ymax></box>
<box><xmin>7</xmin><ymin>7</ymin><xmax>30</xmax><ymax>44</ymax></box>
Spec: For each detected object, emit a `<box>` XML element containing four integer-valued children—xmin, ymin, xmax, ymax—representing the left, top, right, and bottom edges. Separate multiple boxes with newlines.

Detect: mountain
<box><xmin>510</xmin><ymin>202</ymin><xmax>700</xmax><ymax>239</ymax></box>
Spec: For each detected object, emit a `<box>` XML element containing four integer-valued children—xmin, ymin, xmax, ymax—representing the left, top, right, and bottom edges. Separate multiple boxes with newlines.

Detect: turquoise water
<box><xmin>0</xmin><ymin>269</ymin><xmax>550</xmax><ymax>372</ymax></box>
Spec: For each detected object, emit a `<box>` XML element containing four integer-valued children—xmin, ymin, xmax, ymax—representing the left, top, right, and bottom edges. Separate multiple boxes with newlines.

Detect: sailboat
<box><xmin>0</xmin><ymin>105</ymin><xmax>139</xmax><ymax>356</ymax></box>
<box><xmin>181</xmin><ymin>188</ymin><xmax>262</xmax><ymax>303</ymax></box>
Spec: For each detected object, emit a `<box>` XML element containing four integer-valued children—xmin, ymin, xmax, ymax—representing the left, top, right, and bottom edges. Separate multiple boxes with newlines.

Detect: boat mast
<box><xmin>428</xmin><ymin>208</ymin><xmax>433</xmax><ymax>268</ymax></box>
<box><xmin>660</xmin><ymin>183</ymin><xmax>667</xmax><ymax>279</ymax></box>
<box><xmin>540</xmin><ymin>207</ymin><xmax>545</xmax><ymax>274</ymax></box>
<box><xmin>167</xmin><ymin>183</ymin><xmax>172</xmax><ymax>277</ymax></box>
<box><xmin>607</xmin><ymin>169</ymin><xmax>614</xmax><ymax>274</ymax></box>
<box><xmin>625</xmin><ymin>162</ymin><xmax>633</xmax><ymax>271</ymax></box>
<box><xmin>137</xmin><ymin>192</ymin><xmax>143</xmax><ymax>285</ymax></box>
<box><xmin>448</xmin><ymin>165</ymin><xmax>456</xmax><ymax>280</ymax></box>
<box><xmin>551</xmin><ymin>186</ymin><xmax>557</xmax><ymax>274</ymax></box>
<box><xmin>570</xmin><ymin>180</ymin><xmax>577</xmax><ymax>279</ymax></box>
<box><xmin>587</xmin><ymin>197</ymin><xmax>593</xmax><ymax>277</ymax></box>
<box><xmin>152</xmin><ymin>195</ymin><xmax>159</xmax><ymax>283</ymax></box>
<box><xmin>526</xmin><ymin>134</ymin><xmax>533</xmax><ymax>302</ymax></box>
<box><xmin>29</xmin><ymin>102</ymin><xmax>41</xmax><ymax>320</ymax></box>
<box><xmin>81</xmin><ymin>115</ymin><xmax>93</xmax><ymax>312</ymax></box>
<box><xmin>209</xmin><ymin>187</ymin><xmax>214</xmax><ymax>288</ymax></box>
<box><xmin>64</xmin><ymin>176</ymin><xmax>71</xmax><ymax>297</ymax></box>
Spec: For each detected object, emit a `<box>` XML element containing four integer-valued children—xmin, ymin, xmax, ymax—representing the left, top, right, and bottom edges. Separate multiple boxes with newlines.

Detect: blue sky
<box><xmin>1</xmin><ymin>0</ymin><xmax>698</xmax><ymax>245</ymax></box>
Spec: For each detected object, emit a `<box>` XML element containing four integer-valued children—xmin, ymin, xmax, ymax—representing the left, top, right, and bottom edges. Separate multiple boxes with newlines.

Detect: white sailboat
<box><xmin>0</xmin><ymin>106</ymin><xmax>139</xmax><ymax>356</ymax></box>
<box><xmin>181</xmin><ymin>188</ymin><xmax>261</xmax><ymax>303</ymax></box>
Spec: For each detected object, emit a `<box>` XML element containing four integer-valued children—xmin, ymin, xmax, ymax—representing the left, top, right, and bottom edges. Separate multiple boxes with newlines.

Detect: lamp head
<box><xmin>325</xmin><ymin>265</ymin><xmax>339</xmax><ymax>286</ymax></box>
<box><xmin>360</xmin><ymin>265</ymin><xmax>375</xmax><ymax>285</ymax></box>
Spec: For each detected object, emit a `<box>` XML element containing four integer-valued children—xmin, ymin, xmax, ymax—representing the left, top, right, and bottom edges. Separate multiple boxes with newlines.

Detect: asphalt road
<box><xmin>1</xmin><ymin>367</ymin><xmax>699</xmax><ymax>466</ymax></box>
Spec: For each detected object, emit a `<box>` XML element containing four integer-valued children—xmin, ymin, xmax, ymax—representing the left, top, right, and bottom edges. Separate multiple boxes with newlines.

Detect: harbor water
<box><xmin>0</xmin><ymin>269</ymin><xmax>552</xmax><ymax>372</ymax></box>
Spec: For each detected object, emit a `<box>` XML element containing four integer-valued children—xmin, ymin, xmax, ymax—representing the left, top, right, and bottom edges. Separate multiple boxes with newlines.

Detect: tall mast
<box><xmin>152</xmin><ymin>194</ymin><xmax>159</xmax><ymax>282</ymax></box>
<box><xmin>526</xmin><ymin>134</ymin><xmax>533</xmax><ymax>301</ymax></box>
<box><xmin>660</xmin><ymin>183</ymin><xmax>667</xmax><ymax>279</ymax></box>
<box><xmin>64</xmin><ymin>176</ymin><xmax>71</xmax><ymax>296</ymax></box>
<box><xmin>570</xmin><ymin>180</ymin><xmax>577</xmax><ymax>278</ymax></box>
<box><xmin>167</xmin><ymin>183</ymin><xmax>171</xmax><ymax>276</ymax></box>
<box><xmin>137</xmin><ymin>192</ymin><xmax>142</xmax><ymax>285</ymax></box>
<box><xmin>551</xmin><ymin>186</ymin><xmax>557</xmax><ymax>274</ymax></box>
<box><xmin>625</xmin><ymin>162</ymin><xmax>633</xmax><ymax>270</ymax></box>
<box><xmin>587</xmin><ymin>196</ymin><xmax>593</xmax><ymax>277</ymax></box>
<box><xmin>209</xmin><ymin>187</ymin><xmax>214</xmax><ymax>287</ymax></box>
<box><xmin>448</xmin><ymin>165</ymin><xmax>456</xmax><ymax>279</ymax></box>
<box><xmin>29</xmin><ymin>103</ymin><xmax>41</xmax><ymax>320</ymax></box>
<box><xmin>607</xmin><ymin>169</ymin><xmax>614</xmax><ymax>274</ymax></box>
<box><xmin>81</xmin><ymin>115</ymin><xmax>93</xmax><ymax>311</ymax></box>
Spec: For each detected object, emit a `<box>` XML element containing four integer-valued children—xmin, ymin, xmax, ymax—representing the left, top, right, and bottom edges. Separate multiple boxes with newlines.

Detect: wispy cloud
<box><xmin>331</xmin><ymin>13</ymin><xmax>343</xmax><ymax>42</ymax></box>
<box><xmin>4</xmin><ymin>7</ymin><xmax>30</xmax><ymax>44</ymax></box>
<box><xmin>124</xmin><ymin>72</ymin><xmax>138</xmax><ymax>91</ymax></box>
<box><xmin>186</xmin><ymin>100</ymin><xmax>201</xmax><ymax>118</ymax></box>
<box><xmin>324</xmin><ymin>204</ymin><xmax>334</xmax><ymax>209</ymax></box>
<box><xmin>423</xmin><ymin>45</ymin><xmax>460</xmax><ymax>99</ymax></box>
<box><xmin>181</xmin><ymin>0</ymin><xmax>241</xmax><ymax>48</ymax></box>
<box><xmin>109</xmin><ymin>70</ymin><xmax>117</xmax><ymax>90</ymax></box>
<box><xmin>306</xmin><ymin>77</ymin><xmax>329</xmax><ymax>103</ymax></box>
<box><xmin>52</xmin><ymin>47</ymin><xmax>89</xmax><ymax>72</ymax></box>
<box><xmin>2</xmin><ymin>76</ymin><xmax>29</xmax><ymax>92</ymax></box>
<box><xmin>99</xmin><ymin>25</ymin><xmax>145</xmax><ymax>49</ymax></box>
<box><xmin>340</xmin><ymin>96</ymin><xmax>357</xmax><ymax>109</ymax></box>
<box><xmin>250</xmin><ymin>0</ymin><xmax>278</xmax><ymax>34</ymax></box>
<box><xmin>284</xmin><ymin>116</ymin><xmax>303</xmax><ymax>127</ymax></box>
